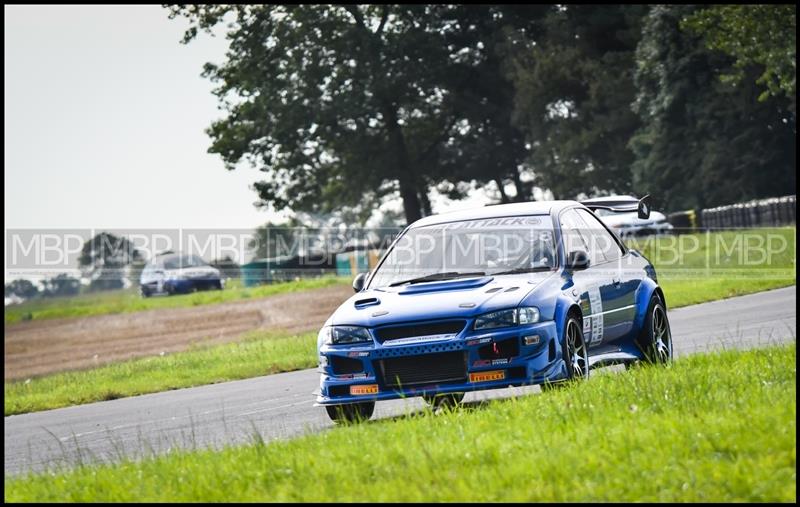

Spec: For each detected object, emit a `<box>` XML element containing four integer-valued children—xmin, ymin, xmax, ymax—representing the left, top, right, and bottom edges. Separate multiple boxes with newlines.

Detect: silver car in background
<box><xmin>581</xmin><ymin>195</ymin><xmax>673</xmax><ymax>238</ymax></box>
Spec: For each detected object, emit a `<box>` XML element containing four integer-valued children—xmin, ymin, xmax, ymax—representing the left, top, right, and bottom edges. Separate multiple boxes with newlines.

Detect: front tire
<box><xmin>542</xmin><ymin>314</ymin><xmax>589</xmax><ymax>391</ymax></box>
<box><xmin>637</xmin><ymin>294</ymin><xmax>673</xmax><ymax>365</ymax></box>
<box><xmin>325</xmin><ymin>402</ymin><xmax>375</xmax><ymax>424</ymax></box>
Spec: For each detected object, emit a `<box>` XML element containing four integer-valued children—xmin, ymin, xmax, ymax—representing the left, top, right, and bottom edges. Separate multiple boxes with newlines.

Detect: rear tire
<box><xmin>325</xmin><ymin>402</ymin><xmax>375</xmax><ymax>424</ymax></box>
<box><xmin>541</xmin><ymin>314</ymin><xmax>589</xmax><ymax>391</ymax></box>
<box><xmin>637</xmin><ymin>294</ymin><xmax>673</xmax><ymax>365</ymax></box>
<box><xmin>422</xmin><ymin>392</ymin><xmax>464</xmax><ymax>410</ymax></box>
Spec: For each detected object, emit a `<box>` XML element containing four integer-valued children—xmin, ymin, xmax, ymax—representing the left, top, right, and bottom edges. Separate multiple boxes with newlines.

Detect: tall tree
<box><xmin>169</xmin><ymin>6</ymin><xmax>560</xmax><ymax>222</ymax></box>
<box><xmin>79</xmin><ymin>232</ymin><xmax>142</xmax><ymax>291</ymax></box>
<box><xmin>170</xmin><ymin>5</ymin><xmax>476</xmax><ymax>224</ymax></box>
<box><xmin>506</xmin><ymin>5</ymin><xmax>648</xmax><ymax>199</ymax></box>
<box><xmin>630</xmin><ymin>5</ymin><xmax>796</xmax><ymax>211</ymax></box>
<box><xmin>418</xmin><ymin>5</ymin><xmax>550</xmax><ymax>204</ymax></box>
<box><xmin>682</xmin><ymin>5</ymin><xmax>796</xmax><ymax>114</ymax></box>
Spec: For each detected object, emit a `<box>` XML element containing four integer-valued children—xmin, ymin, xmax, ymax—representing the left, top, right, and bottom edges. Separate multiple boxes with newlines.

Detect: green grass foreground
<box><xmin>4</xmin><ymin>276</ymin><xmax>350</xmax><ymax>324</ymax></box>
<box><xmin>5</xmin><ymin>344</ymin><xmax>796</xmax><ymax>502</ymax></box>
<box><xmin>4</xmin><ymin>331</ymin><xmax>317</xmax><ymax>416</ymax></box>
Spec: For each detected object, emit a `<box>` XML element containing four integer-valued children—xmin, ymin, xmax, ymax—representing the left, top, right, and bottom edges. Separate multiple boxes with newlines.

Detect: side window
<box><xmin>562</xmin><ymin>209</ymin><xmax>604</xmax><ymax>267</ymax></box>
<box><xmin>576</xmin><ymin>209</ymin><xmax>624</xmax><ymax>262</ymax></box>
<box><xmin>559</xmin><ymin>210</ymin><xmax>598</xmax><ymax>266</ymax></box>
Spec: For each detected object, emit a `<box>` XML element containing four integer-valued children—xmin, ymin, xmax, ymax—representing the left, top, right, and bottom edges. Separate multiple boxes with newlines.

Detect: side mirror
<box><xmin>566</xmin><ymin>251</ymin><xmax>590</xmax><ymax>271</ymax></box>
<box><xmin>638</xmin><ymin>194</ymin><xmax>651</xmax><ymax>220</ymax></box>
<box><xmin>352</xmin><ymin>272</ymin><xmax>367</xmax><ymax>292</ymax></box>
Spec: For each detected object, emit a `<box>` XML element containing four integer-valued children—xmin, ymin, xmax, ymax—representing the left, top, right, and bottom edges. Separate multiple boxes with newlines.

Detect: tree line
<box><xmin>168</xmin><ymin>4</ymin><xmax>795</xmax><ymax>224</ymax></box>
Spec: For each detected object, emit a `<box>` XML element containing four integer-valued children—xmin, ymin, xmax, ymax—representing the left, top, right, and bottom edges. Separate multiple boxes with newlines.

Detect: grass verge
<box><xmin>4</xmin><ymin>276</ymin><xmax>350</xmax><ymax>324</ymax></box>
<box><xmin>5</xmin><ymin>344</ymin><xmax>795</xmax><ymax>502</ymax></box>
<box><xmin>627</xmin><ymin>226</ymin><xmax>795</xmax><ymax>307</ymax></box>
<box><xmin>4</xmin><ymin>331</ymin><xmax>316</xmax><ymax>416</ymax></box>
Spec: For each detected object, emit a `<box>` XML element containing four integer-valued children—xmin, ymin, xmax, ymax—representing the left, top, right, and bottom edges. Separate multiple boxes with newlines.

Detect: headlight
<box><xmin>473</xmin><ymin>307</ymin><xmax>540</xmax><ymax>330</ymax></box>
<box><xmin>319</xmin><ymin>325</ymin><xmax>372</xmax><ymax>345</ymax></box>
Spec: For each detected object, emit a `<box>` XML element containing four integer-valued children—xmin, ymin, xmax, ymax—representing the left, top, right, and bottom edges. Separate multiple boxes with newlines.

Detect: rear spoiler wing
<box><xmin>581</xmin><ymin>194</ymin><xmax>651</xmax><ymax>220</ymax></box>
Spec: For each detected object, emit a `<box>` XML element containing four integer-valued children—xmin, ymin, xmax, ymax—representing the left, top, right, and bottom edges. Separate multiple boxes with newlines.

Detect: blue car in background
<box><xmin>140</xmin><ymin>252</ymin><xmax>222</xmax><ymax>297</ymax></box>
<box><xmin>315</xmin><ymin>197</ymin><xmax>673</xmax><ymax>423</ymax></box>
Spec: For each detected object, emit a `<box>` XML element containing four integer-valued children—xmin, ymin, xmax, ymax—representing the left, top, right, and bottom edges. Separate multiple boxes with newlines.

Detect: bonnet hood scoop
<box><xmin>390</xmin><ymin>276</ymin><xmax>494</xmax><ymax>295</ymax></box>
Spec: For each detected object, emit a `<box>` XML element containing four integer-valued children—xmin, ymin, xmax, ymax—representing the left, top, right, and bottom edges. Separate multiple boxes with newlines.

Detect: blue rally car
<box><xmin>316</xmin><ymin>197</ymin><xmax>673</xmax><ymax>423</ymax></box>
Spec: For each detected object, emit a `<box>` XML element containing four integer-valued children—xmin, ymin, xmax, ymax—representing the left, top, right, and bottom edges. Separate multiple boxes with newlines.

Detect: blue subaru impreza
<box><xmin>316</xmin><ymin>197</ymin><xmax>672</xmax><ymax>423</ymax></box>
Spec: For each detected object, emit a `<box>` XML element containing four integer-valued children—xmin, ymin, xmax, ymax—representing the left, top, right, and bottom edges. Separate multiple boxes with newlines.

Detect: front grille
<box><xmin>374</xmin><ymin>320</ymin><xmax>466</xmax><ymax>343</ymax></box>
<box><xmin>376</xmin><ymin>351</ymin><xmax>467</xmax><ymax>388</ymax></box>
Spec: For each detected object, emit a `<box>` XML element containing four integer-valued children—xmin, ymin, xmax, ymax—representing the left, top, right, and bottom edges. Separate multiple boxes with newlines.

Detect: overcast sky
<box><xmin>4</xmin><ymin>4</ymin><xmax>277</xmax><ymax>230</ymax></box>
<box><xmin>5</xmin><ymin>4</ymin><xmax>500</xmax><ymax>236</ymax></box>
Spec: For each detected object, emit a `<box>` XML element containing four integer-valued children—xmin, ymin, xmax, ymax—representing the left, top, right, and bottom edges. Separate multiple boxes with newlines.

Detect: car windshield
<box><xmin>368</xmin><ymin>215</ymin><xmax>556</xmax><ymax>289</ymax></box>
<box><xmin>162</xmin><ymin>254</ymin><xmax>208</xmax><ymax>270</ymax></box>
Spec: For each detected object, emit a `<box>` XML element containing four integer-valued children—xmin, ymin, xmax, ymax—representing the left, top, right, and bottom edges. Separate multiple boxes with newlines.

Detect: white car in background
<box><xmin>140</xmin><ymin>252</ymin><xmax>222</xmax><ymax>297</ymax></box>
<box><xmin>581</xmin><ymin>195</ymin><xmax>673</xmax><ymax>238</ymax></box>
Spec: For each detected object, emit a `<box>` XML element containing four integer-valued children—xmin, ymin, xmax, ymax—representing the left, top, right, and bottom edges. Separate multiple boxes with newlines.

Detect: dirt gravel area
<box><xmin>4</xmin><ymin>284</ymin><xmax>353</xmax><ymax>381</ymax></box>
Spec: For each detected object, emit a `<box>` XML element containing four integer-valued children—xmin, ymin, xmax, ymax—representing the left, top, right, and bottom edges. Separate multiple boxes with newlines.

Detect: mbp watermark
<box><xmin>4</xmin><ymin>227</ymin><xmax>403</xmax><ymax>282</ymax></box>
<box><xmin>4</xmin><ymin>225</ymin><xmax>794</xmax><ymax>284</ymax></box>
<box><xmin>624</xmin><ymin>227</ymin><xmax>795</xmax><ymax>280</ymax></box>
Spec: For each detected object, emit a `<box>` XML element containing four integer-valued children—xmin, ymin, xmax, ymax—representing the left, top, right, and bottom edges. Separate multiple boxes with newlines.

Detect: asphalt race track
<box><xmin>4</xmin><ymin>286</ymin><xmax>796</xmax><ymax>476</ymax></box>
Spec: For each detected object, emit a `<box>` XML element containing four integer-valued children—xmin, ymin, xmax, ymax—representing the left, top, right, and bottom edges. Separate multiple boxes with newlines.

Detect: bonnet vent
<box><xmin>354</xmin><ymin>297</ymin><xmax>380</xmax><ymax>308</ymax></box>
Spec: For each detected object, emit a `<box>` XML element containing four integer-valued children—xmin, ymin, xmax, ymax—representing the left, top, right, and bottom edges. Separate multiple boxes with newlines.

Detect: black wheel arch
<box><xmin>652</xmin><ymin>286</ymin><xmax>667</xmax><ymax>310</ymax></box>
<box><xmin>566</xmin><ymin>304</ymin><xmax>583</xmax><ymax>325</ymax></box>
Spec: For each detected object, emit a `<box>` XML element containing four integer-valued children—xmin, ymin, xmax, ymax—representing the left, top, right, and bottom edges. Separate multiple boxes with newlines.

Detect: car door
<box><xmin>559</xmin><ymin>208</ymin><xmax>610</xmax><ymax>347</ymax></box>
<box><xmin>575</xmin><ymin>208</ymin><xmax>638</xmax><ymax>342</ymax></box>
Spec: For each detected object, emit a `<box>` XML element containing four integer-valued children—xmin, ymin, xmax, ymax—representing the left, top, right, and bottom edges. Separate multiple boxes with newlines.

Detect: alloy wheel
<box><xmin>651</xmin><ymin>303</ymin><xmax>672</xmax><ymax>363</ymax></box>
<box><xmin>565</xmin><ymin>318</ymin><xmax>589</xmax><ymax>380</ymax></box>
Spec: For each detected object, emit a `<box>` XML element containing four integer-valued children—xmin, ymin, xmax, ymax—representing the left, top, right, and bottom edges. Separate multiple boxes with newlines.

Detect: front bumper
<box><xmin>315</xmin><ymin>320</ymin><xmax>566</xmax><ymax>406</ymax></box>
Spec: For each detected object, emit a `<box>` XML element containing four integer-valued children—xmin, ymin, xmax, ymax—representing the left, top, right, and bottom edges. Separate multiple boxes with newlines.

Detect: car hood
<box><xmin>328</xmin><ymin>272</ymin><xmax>555</xmax><ymax>328</ymax></box>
